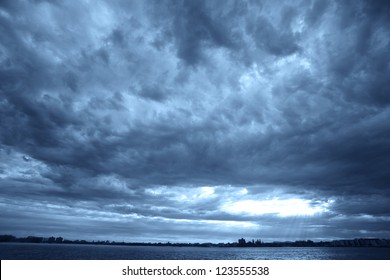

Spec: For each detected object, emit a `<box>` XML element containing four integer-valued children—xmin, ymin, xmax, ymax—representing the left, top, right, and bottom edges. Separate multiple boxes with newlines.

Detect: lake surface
<box><xmin>1</xmin><ymin>243</ymin><xmax>390</xmax><ymax>260</ymax></box>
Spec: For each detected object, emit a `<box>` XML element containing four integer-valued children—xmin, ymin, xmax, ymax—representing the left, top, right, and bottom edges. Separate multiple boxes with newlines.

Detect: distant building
<box><xmin>238</xmin><ymin>238</ymin><xmax>246</xmax><ymax>247</ymax></box>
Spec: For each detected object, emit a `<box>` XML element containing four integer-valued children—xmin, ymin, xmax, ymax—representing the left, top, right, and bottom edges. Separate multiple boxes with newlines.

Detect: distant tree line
<box><xmin>236</xmin><ymin>237</ymin><xmax>390</xmax><ymax>247</ymax></box>
<box><xmin>1</xmin><ymin>235</ymin><xmax>390</xmax><ymax>247</ymax></box>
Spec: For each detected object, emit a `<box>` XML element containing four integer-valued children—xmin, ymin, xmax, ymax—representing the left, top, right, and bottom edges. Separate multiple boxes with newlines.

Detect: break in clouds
<box><xmin>0</xmin><ymin>0</ymin><xmax>389</xmax><ymax>242</ymax></box>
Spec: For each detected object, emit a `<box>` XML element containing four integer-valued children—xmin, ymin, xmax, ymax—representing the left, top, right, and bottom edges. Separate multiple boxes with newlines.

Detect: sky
<box><xmin>0</xmin><ymin>0</ymin><xmax>389</xmax><ymax>243</ymax></box>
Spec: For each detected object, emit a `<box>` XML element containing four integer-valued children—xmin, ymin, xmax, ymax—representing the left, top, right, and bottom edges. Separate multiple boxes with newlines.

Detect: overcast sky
<box><xmin>1</xmin><ymin>0</ymin><xmax>389</xmax><ymax>243</ymax></box>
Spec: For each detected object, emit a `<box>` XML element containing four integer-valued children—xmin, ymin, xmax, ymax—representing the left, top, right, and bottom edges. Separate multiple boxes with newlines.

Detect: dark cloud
<box><xmin>168</xmin><ymin>0</ymin><xmax>236</xmax><ymax>65</ymax></box>
<box><xmin>305</xmin><ymin>0</ymin><xmax>329</xmax><ymax>26</ymax></box>
<box><xmin>136</xmin><ymin>85</ymin><xmax>168</xmax><ymax>101</ymax></box>
<box><xmin>0</xmin><ymin>0</ymin><xmax>389</xmax><ymax>242</ymax></box>
<box><xmin>247</xmin><ymin>16</ymin><xmax>300</xmax><ymax>56</ymax></box>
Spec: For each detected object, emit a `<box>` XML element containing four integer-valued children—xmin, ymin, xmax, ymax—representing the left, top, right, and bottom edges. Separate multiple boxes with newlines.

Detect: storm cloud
<box><xmin>0</xmin><ymin>0</ymin><xmax>389</xmax><ymax>243</ymax></box>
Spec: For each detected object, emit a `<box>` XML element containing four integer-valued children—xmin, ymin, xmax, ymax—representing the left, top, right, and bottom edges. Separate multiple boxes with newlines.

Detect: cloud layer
<box><xmin>1</xmin><ymin>0</ymin><xmax>389</xmax><ymax>242</ymax></box>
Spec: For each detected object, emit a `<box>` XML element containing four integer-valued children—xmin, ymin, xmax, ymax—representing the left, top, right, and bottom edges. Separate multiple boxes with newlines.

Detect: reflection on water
<box><xmin>1</xmin><ymin>243</ymin><xmax>390</xmax><ymax>260</ymax></box>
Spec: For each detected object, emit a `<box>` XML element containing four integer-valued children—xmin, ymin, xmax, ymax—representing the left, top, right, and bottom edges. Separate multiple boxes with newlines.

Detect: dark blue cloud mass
<box><xmin>0</xmin><ymin>0</ymin><xmax>389</xmax><ymax>243</ymax></box>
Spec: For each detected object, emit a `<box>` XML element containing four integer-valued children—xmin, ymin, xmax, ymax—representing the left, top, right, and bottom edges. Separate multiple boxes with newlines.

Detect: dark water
<box><xmin>1</xmin><ymin>243</ymin><xmax>390</xmax><ymax>260</ymax></box>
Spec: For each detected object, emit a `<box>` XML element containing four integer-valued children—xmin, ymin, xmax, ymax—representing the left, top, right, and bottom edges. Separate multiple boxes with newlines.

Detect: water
<box><xmin>1</xmin><ymin>243</ymin><xmax>390</xmax><ymax>260</ymax></box>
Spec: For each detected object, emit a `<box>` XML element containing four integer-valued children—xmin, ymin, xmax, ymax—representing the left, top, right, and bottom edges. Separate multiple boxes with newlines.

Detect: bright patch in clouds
<box><xmin>222</xmin><ymin>198</ymin><xmax>332</xmax><ymax>217</ymax></box>
<box><xmin>199</xmin><ymin>186</ymin><xmax>215</xmax><ymax>198</ymax></box>
<box><xmin>145</xmin><ymin>186</ymin><xmax>216</xmax><ymax>202</ymax></box>
<box><xmin>170</xmin><ymin>217</ymin><xmax>258</xmax><ymax>229</ymax></box>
